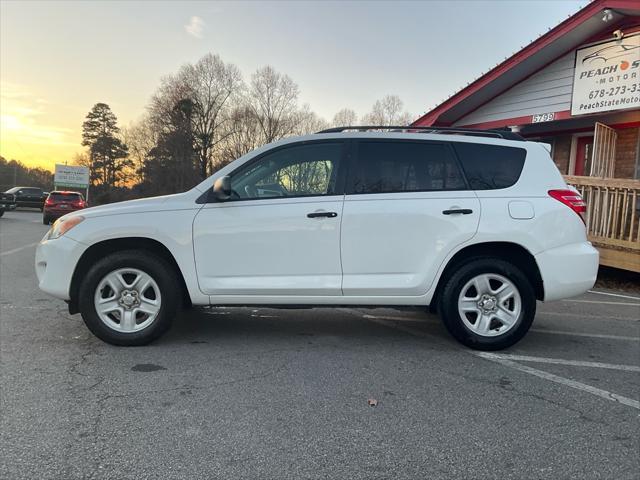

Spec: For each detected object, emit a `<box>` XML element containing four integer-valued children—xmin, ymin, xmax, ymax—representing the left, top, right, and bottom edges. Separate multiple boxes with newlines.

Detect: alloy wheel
<box><xmin>94</xmin><ymin>268</ymin><xmax>162</xmax><ymax>333</ymax></box>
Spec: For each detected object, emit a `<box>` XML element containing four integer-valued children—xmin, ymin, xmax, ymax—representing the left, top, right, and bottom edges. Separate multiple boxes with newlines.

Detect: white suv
<box><xmin>35</xmin><ymin>127</ymin><xmax>599</xmax><ymax>350</ymax></box>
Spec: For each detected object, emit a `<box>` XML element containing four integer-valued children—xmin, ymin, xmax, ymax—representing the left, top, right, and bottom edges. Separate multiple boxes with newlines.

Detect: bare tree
<box><xmin>361</xmin><ymin>95</ymin><xmax>413</xmax><ymax>126</ymax></box>
<box><xmin>293</xmin><ymin>105</ymin><xmax>328</xmax><ymax>136</ymax></box>
<box><xmin>214</xmin><ymin>104</ymin><xmax>263</xmax><ymax>170</ymax></box>
<box><xmin>331</xmin><ymin>108</ymin><xmax>358</xmax><ymax>127</ymax></box>
<box><xmin>121</xmin><ymin>116</ymin><xmax>157</xmax><ymax>184</ymax></box>
<box><xmin>249</xmin><ymin>66</ymin><xmax>300</xmax><ymax>143</ymax></box>
<box><xmin>183</xmin><ymin>54</ymin><xmax>243</xmax><ymax>178</ymax></box>
<box><xmin>72</xmin><ymin>152</ymin><xmax>91</xmax><ymax>169</ymax></box>
<box><xmin>149</xmin><ymin>54</ymin><xmax>243</xmax><ymax>179</ymax></box>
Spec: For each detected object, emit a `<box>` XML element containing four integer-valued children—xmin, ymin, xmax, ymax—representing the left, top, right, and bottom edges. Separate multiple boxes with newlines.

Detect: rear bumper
<box><xmin>35</xmin><ymin>234</ymin><xmax>85</xmax><ymax>300</ymax></box>
<box><xmin>44</xmin><ymin>208</ymin><xmax>82</xmax><ymax>218</ymax></box>
<box><xmin>535</xmin><ymin>242</ymin><xmax>599</xmax><ymax>302</ymax></box>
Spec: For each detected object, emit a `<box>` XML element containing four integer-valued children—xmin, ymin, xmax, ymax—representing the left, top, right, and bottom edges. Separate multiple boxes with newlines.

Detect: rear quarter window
<box><xmin>453</xmin><ymin>143</ymin><xmax>526</xmax><ymax>190</ymax></box>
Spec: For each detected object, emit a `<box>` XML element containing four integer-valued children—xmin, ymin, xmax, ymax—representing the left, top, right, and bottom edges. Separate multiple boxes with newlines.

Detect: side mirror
<box><xmin>212</xmin><ymin>175</ymin><xmax>232</xmax><ymax>201</ymax></box>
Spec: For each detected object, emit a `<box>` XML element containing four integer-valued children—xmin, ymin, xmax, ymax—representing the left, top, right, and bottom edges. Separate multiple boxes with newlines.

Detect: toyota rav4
<box><xmin>35</xmin><ymin>127</ymin><xmax>599</xmax><ymax>350</ymax></box>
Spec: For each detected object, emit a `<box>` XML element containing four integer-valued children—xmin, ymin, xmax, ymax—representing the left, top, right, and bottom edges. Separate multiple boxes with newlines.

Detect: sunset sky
<box><xmin>1</xmin><ymin>0</ymin><xmax>588</xmax><ymax>171</ymax></box>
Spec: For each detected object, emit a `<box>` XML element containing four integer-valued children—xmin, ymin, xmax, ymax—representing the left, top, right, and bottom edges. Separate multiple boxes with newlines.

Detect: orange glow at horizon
<box><xmin>0</xmin><ymin>82</ymin><xmax>83</xmax><ymax>171</ymax></box>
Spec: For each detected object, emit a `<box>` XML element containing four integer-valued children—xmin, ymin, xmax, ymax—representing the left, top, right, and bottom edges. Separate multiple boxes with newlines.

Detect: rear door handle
<box><xmin>307</xmin><ymin>211</ymin><xmax>338</xmax><ymax>218</ymax></box>
<box><xmin>442</xmin><ymin>209</ymin><xmax>473</xmax><ymax>215</ymax></box>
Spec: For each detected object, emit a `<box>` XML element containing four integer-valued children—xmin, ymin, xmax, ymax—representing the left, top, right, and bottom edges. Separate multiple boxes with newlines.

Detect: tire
<box><xmin>439</xmin><ymin>258</ymin><xmax>536</xmax><ymax>351</ymax></box>
<box><xmin>78</xmin><ymin>250</ymin><xmax>180</xmax><ymax>346</ymax></box>
<box><xmin>43</xmin><ymin>216</ymin><xmax>50</xmax><ymax>225</ymax></box>
<box><xmin>0</xmin><ymin>209</ymin><xmax>4</xmax><ymax>218</ymax></box>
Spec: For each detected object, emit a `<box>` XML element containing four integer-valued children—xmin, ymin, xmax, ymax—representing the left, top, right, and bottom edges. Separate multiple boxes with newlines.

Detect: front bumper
<box><xmin>535</xmin><ymin>242</ymin><xmax>599</xmax><ymax>302</ymax></box>
<box><xmin>35</xmin><ymin>234</ymin><xmax>86</xmax><ymax>300</ymax></box>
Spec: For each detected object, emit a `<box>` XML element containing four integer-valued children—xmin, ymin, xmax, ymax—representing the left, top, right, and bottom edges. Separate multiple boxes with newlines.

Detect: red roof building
<box><xmin>414</xmin><ymin>0</ymin><xmax>640</xmax><ymax>271</ymax></box>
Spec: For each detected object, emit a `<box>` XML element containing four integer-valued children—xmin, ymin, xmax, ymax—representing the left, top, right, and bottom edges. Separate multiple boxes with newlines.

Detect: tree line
<box><xmin>77</xmin><ymin>53</ymin><xmax>414</xmax><ymax>204</ymax></box>
<box><xmin>0</xmin><ymin>156</ymin><xmax>53</xmax><ymax>192</ymax></box>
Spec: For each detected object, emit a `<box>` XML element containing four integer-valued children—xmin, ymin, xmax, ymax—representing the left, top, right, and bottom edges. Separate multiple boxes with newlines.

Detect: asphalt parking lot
<box><xmin>1</xmin><ymin>209</ymin><xmax>639</xmax><ymax>480</ymax></box>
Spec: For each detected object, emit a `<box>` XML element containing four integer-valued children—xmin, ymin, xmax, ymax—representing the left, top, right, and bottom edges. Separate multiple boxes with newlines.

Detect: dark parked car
<box><xmin>5</xmin><ymin>186</ymin><xmax>48</xmax><ymax>210</ymax></box>
<box><xmin>43</xmin><ymin>191</ymin><xmax>87</xmax><ymax>224</ymax></box>
<box><xmin>0</xmin><ymin>191</ymin><xmax>17</xmax><ymax>217</ymax></box>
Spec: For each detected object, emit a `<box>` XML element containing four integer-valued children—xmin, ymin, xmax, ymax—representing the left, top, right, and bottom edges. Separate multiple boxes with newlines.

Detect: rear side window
<box><xmin>350</xmin><ymin>141</ymin><xmax>466</xmax><ymax>194</ymax></box>
<box><xmin>453</xmin><ymin>143</ymin><xmax>526</xmax><ymax>190</ymax></box>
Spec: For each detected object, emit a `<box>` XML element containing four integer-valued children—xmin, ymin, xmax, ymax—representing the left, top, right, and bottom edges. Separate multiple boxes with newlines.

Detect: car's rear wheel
<box><xmin>78</xmin><ymin>250</ymin><xmax>180</xmax><ymax>346</ymax></box>
<box><xmin>439</xmin><ymin>258</ymin><xmax>535</xmax><ymax>350</ymax></box>
<box><xmin>42</xmin><ymin>216</ymin><xmax>50</xmax><ymax>225</ymax></box>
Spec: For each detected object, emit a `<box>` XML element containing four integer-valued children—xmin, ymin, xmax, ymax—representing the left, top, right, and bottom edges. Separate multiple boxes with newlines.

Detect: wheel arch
<box><xmin>68</xmin><ymin>237</ymin><xmax>191</xmax><ymax>314</ymax></box>
<box><xmin>430</xmin><ymin>241</ymin><xmax>544</xmax><ymax>312</ymax></box>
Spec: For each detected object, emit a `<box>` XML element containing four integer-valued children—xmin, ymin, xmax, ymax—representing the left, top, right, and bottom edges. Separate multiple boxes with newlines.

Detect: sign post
<box><xmin>54</xmin><ymin>164</ymin><xmax>91</xmax><ymax>203</ymax></box>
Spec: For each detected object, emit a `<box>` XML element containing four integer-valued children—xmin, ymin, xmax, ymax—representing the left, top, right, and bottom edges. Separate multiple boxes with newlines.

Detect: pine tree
<box><xmin>82</xmin><ymin>103</ymin><xmax>131</xmax><ymax>187</ymax></box>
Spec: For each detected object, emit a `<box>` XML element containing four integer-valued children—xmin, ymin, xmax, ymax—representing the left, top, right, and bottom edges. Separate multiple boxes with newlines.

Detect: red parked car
<box><xmin>43</xmin><ymin>191</ymin><xmax>87</xmax><ymax>225</ymax></box>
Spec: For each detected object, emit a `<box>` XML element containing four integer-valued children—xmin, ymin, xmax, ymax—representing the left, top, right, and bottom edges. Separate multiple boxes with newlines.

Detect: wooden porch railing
<box><xmin>564</xmin><ymin>175</ymin><xmax>640</xmax><ymax>251</ymax></box>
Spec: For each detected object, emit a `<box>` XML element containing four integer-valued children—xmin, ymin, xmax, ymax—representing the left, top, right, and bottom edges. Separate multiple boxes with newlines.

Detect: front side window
<box><xmin>230</xmin><ymin>142</ymin><xmax>343</xmax><ymax>200</ymax></box>
<box><xmin>350</xmin><ymin>141</ymin><xmax>466</xmax><ymax>194</ymax></box>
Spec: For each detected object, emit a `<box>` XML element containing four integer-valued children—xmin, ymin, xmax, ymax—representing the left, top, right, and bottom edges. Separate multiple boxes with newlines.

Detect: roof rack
<box><xmin>316</xmin><ymin>125</ymin><xmax>525</xmax><ymax>142</ymax></box>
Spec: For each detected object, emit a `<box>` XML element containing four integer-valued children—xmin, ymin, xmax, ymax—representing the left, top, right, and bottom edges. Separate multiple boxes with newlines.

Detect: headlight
<box><xmin>48</xmin><ymin>215</ymin><xmax>85</xmax><ymax>240</ymax></box>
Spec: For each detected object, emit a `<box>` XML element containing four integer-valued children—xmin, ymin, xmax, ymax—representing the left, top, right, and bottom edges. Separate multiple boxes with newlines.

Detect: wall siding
<box><xmin>455</xmin><ymin>52</ymin><xmax>575</xmax><ymax>126</ymax></box>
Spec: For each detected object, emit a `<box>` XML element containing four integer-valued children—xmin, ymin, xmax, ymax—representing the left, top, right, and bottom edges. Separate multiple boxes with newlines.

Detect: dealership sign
<box><xmin>54</xmin><ymin>164</ymin><xmax>90</xmax><ymax>188</ymax></box>
<box><xmin>571</xmin><ymin>33</ymin><xmax>640</xmax><ymax>116</ymax></box>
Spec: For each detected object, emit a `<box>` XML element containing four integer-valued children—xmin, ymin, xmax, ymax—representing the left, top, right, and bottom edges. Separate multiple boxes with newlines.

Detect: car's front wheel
<box><xmin>78</xmin><ymin>250</ymin><xmax>180</xmax><ymax>346</ymax></box>
<box><xmin>439</xmin><ymin>258</ymin><xmax>535</xmax><ymax>350</ymax></box>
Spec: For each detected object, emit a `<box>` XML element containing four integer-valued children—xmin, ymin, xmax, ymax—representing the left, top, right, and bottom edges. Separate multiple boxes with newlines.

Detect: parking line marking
<box><xmin>563</xmin><ymin>299</ymin><xmax>640</xmax><ymax>307</ymax></box>
<box><xmin>538</xmin><ymin>311</ymin><xmax>637</xmax><ymax>322</ymax></box>
<box><xmin>478</xmin><ymin>353</ymin><xmax>640</xmax><ymax>372</ymax></box>
<box><xmin>0</xmin><ymin>242</ymin><xmax>39</xmax><ymax>257</ymax></box>
<box><xmin>476</xmin><ymin>353</ymin><xmax>640</xmax><ymax>410</ymax></box>
<box><xmin>362</xmin><ymin>314</ymin><xmax>640</xmax><ymax>342</ymax></box>
<box><xmin>530</xmin><ymin>328</ymin><xmax>639</xmax><ymax>342</ymax></box>
<box><xmin>359</xmin><ymin>311</ymin><xmax>640</xmax><ymax>410</ymax></box>
<box><xmin>588</xmin><ymin>290</ymin><xmax>640</xmax><ymax>301</ymax></box>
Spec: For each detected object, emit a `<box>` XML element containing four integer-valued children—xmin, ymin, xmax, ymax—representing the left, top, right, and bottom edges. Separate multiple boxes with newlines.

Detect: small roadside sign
<box><xmin>54</xmin><ymin>164</ymin><xmax>90</xmax><ymax>188</ymax></box>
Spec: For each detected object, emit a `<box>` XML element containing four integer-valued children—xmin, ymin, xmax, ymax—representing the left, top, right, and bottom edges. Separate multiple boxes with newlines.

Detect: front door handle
<box><xmin>307</xmin><ymin>211</ymin><xmax>338</xmax><ymax>218</ymax></box>
<box><xmin>442</xmin><ymin>209</ymin><xmax>473</xmax><ymax>215</ymax></box>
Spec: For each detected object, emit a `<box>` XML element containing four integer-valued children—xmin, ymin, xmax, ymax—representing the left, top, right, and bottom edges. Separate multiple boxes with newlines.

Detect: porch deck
<box><xmin>565</xmin><ymin>175</ymin><xmax>640</xmax><ymax>272</ymax></box>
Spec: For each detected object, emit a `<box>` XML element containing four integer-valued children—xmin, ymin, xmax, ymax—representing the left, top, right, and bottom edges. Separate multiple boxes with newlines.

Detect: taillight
<box><xmin>45</xmin><ymin>198</ymin><xmax>54</xmax><ymax>206</ymax></box>
<box><xmin>548</xmin><ymin>189</ymin><xmax>586</xmax><ymax>223</ymax></box>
